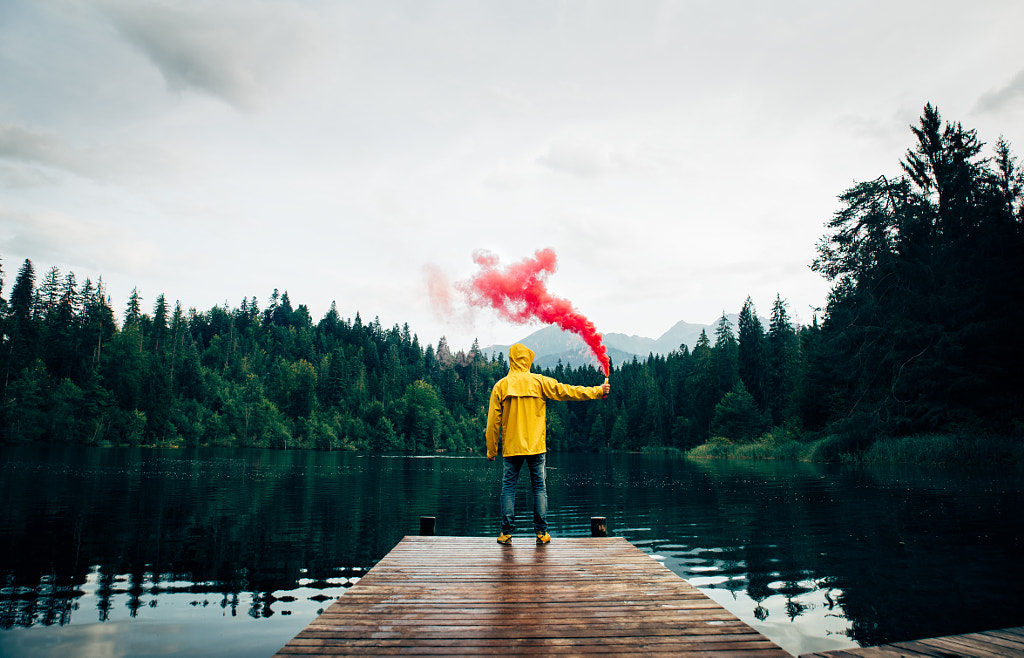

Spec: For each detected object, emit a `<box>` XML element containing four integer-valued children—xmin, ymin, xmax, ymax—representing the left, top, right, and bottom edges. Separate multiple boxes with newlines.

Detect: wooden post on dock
<box><xmin>419</xmin><ymin>516</ymin><xmax>435</xmax><ymax>536</ymax></box>
<box><xmin>590</xmin><ymin>516</ymin><xmax>607</xmax><ymax>537</ymax></box>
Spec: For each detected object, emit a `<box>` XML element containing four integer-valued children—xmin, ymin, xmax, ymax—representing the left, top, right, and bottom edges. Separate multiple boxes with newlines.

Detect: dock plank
<box><xmin>799</xmin><ymin>625</ymin><xmax>1024</xmax><ymax>658</ymax></box>
<box><xmin>276</xmin><ymin>536</ymin><xmax>791</xmax><ymax>656</ymax></box>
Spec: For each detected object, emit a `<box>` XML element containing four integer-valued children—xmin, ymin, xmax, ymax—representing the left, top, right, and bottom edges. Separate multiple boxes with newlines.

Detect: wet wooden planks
<box><xmin>275</xmin><ymin>536</ymin><xmax>791</xmax><ymax>656</ymax></box>
<box><xmin>799</xmin><ymin>626</ymin><xmax>1024</xmax><ymax>658</ymax></box>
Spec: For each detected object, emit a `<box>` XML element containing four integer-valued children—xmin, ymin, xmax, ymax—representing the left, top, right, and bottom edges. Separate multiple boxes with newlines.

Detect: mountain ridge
<box><xmin>482</xmin><ymin>315</ymin><xmax>746</xmax><ymax>371</ymax></box>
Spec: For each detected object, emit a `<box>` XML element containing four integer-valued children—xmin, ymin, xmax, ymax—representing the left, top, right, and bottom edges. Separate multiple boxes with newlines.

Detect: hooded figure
<box><xmin>486</xmin><ymin>343</ymin><xmax>609</xmax><ymax>544</ymax></box>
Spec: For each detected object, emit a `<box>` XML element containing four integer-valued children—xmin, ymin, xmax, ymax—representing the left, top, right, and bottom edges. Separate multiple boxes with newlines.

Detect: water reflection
<box><xmin>553</xmin><ymin>454</ymin><xmax>1024</xmax><ymax>653</ymax></box>
<box><xmin>1</xmin><ymin>447</ymin><xmax>1022</xmax><ymax>656</ymax></box>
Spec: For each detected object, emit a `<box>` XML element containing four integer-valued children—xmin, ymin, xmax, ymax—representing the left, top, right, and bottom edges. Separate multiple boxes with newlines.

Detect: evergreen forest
<box><xmin>2</xmin><ymin>105</ymin><xmax>1022</xmax><ymax>457</ymax></box>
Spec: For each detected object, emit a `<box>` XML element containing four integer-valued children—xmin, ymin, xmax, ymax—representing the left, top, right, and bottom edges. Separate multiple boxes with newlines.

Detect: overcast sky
<box><xmin>2</xmin><ymin>1</ymin><xmax>1023</xmax><ymax>352</ymax></box>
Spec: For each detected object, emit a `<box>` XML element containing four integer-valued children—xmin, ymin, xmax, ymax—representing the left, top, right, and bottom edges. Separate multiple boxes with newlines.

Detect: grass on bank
<box><xmin>686</xmin><ymin>431</ymin><xmax>1024</xmax><ymax>465</ymax></box>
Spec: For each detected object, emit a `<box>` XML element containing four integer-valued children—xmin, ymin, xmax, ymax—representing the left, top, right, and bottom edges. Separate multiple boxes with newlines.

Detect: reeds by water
<box><xmin>686</xmin><ymin>432</ymin><xmax>1023</xmax><ymax>465</ymax></box>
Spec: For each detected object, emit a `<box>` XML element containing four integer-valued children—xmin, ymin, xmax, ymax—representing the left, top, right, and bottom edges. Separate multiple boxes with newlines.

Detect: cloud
<box><xmin>0</xmin><ymin>205</ymin><xmax>161</xmax><ymax>277</ymax></box>
<box><xmin>485</xmin><ymin>85</ymin><xmax>535</xmax><ymax>115</ymax></box>
<box><xmin>0</xmin><ymin>163</ymin><xmax>59</xmax><ymax>188</ymax></box>
<box><xmin>0</xmin><ymin>121</ymin><xmax>90</xmax><ymax>177</ymax></box>
<box><xmin>536</xmin><ymin>137</ymin><xmax>648</xmax><ymax>178</ymax></box>
<box><xmin>0</xmin><ymin>119</ymin><xmax>182</xmax><ymax>185</ymax></box>
<box><xmin>97</xmin><ymin>0</ymin><xmax>324</xmax><ymax>111</ymax></box>
<box><xmin>976</xmin><ymin>68</ymin><xmax>1024</xmax><ymax>114</ymax></box>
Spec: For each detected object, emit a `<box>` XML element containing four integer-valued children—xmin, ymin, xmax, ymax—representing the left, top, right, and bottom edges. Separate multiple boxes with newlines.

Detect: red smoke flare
<box><xmin>458</xmin><ymin>248</ymin><xmax>610</xmax><ymax>376</ymax></box>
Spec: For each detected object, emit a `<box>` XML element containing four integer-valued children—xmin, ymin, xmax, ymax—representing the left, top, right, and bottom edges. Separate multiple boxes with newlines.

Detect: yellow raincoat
<box><xmin>486</xmin><ymin>343</ymin><xmax>605</xmax><ymax>459</ymax></box>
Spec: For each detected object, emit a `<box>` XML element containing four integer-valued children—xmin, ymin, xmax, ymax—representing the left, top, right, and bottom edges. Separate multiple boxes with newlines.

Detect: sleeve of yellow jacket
<box><xmin>486</xmin><ymin>374</ymin><xmax>604</xmax><ymax>459</ymax></box>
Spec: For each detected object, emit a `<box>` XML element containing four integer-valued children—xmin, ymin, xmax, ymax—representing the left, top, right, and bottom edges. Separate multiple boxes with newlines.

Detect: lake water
<box><xmin>1</xmin><ymin>447</ymin><xmax>1022</xmax><ymax>657</ymax></box>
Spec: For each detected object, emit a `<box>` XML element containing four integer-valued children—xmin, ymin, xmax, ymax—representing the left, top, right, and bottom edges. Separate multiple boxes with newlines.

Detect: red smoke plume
<box><xmin>458</xmin><ymin>248</ymin><xmax>610</xmax><ymax>376</ymax></box>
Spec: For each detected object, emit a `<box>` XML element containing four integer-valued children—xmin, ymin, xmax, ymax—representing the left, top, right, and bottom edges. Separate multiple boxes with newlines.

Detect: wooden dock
<box><xmin>800</xmin><ymin>626</ymin><xmax>1024</xmax><ymax>658</ymax></box>
<box><xmin>275</xmin><ymin>535</ymin><xmax>791</xmax><ymax>655</ymax></box>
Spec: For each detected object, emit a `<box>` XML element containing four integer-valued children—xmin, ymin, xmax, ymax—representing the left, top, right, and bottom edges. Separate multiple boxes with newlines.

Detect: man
<box><xmin>486</xmin><ymin>343</ymin><xmax>610</xmax><ymax>545</ymax></box>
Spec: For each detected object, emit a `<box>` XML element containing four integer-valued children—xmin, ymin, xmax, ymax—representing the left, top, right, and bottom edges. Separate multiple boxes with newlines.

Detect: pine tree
<box><xmin>46</xmin><ymin>272</ymin><xmax>81</xmax><ymax>380</ymax></box>
<box><xmin>712</xmin><ymin>381</ymin><xmax>768</xmax><ymax>442</ymax></box>
<box><xmin>80</xmin><ymin>278</ymin><xmax>117</xmax><ymax>373</ymax></box>
<box><xmin>39</xmin><ymin>266</ymin><xmax>61</xmax><ymax>318</ymax></box>
<box><xmin>125</xmin><ymin>288</ymin><xmax>143</xmax><ymax>328</ymax></box>
<box><xmin>766</xmin><ymin>295</ymin><xmax>799</xmax><ymax>426</ymax></box>
<box><xmin>713</xmin><ymin>312</ymin><xmax>739</xmax><ymax>399</ymax></box>
<box><xmin>687</xmin><ymin>330</ymin><xmax>717</xmax><ymax>441</ymax></box>
<box><xmin>9</xmin><ymin>259</ymin><xmax>35</xmax><ymax>321</ymax></box>
<box><xmin>5</xmin><ymin>259</ymin><xmax>38</xmax><ymax>376</ymax></box>
<box><xmin>737</xmin><ymin>297</ymin><xmax>767</xmax><ymax>411</ymax></box>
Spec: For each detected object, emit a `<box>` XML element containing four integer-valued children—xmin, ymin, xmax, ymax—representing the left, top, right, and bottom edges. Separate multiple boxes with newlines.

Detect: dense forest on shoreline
<box><xmin>2</xmin><ymin>105</ymin><xmax>1022</xmax><ymax>458</ymax></box>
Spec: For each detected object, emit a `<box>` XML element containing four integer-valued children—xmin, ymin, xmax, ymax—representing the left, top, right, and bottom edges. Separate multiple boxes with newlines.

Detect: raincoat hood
<box><xmin>508</xmin><ymin>343</ymin><xmax>535</xmax><ymax>374</ymax></box>
<box><xmin>504</xmin><ymin>344</ymin><xmax>540</xmax><ymax>398</ymax></box>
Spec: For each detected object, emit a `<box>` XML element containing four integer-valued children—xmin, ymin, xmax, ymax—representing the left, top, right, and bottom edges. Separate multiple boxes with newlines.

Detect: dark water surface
<box><xmin>1</xmin><ymin>447</ymin><xmax>1022</xmax><ymax>656</ymax></box>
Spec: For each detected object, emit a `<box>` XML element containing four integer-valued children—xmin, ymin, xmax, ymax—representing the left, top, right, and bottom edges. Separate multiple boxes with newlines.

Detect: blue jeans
<box><xmin>500</xmin><ymin>453</ymin><xmax>547</xmax><ymax>535</ymax></box>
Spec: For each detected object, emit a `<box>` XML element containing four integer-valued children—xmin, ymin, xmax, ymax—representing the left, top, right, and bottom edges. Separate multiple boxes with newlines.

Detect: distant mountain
<box><xmin>482</xmin><ymin>325</ymin><xmax>634</xmax><ymax>371</ymax></box>
<box><xmin>644</xmin><ymin>315</ymin><xmax>750</xmax><ymax>355</ymax></box>
<box><xmin>483</xmin><ymin>314</ymin><xmax>747</xmax><ymax>371</ymax></box>
<box><xmin>601</xmin><ymin>332</ymin><xmax>655</xmax><ymax>356</ymax></box>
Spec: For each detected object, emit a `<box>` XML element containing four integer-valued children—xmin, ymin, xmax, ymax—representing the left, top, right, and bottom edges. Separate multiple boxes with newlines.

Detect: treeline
<box><xmin>1</xmin><ymin>104</ymin><xmax>1021</xmax><ymax>455</ymax></box>
<box><xmin>0</xmin><ymin>266</ymin><xmax>797</xmax><ymax>452</ymax></box>
<box><xmin>0</xmin><ymin>276</ymin><xmax>503</xmax><ymax>451</ymax></box>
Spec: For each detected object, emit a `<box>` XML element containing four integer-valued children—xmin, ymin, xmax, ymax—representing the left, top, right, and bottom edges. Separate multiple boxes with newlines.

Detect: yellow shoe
<box><xmin>497</xmin><ymin>533</ymin><xmax>513</xmax><ymax>545</ymax></box>
<box><xmin>536</xmin><ymin>532</ymin><xmax>550</xmax><ymax>544</ymax></box>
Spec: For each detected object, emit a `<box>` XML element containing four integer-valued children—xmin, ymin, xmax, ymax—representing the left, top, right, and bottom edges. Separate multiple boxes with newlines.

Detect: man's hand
<box><xmin>601</xmin><ymin>382</ymin><xmax>610</xmax><ymax>396</ymax></box>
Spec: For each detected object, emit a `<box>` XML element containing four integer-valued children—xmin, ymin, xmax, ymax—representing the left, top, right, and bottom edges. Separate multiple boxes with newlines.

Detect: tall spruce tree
<box><xmin>766</xmin><ymin>295</ymin><xmax>799</xmax><ymax>426</ymax></box>
<box><xmin>688</xmin><ymin>330</ymin><xmax>718</xmax><ymax>441</ymax></box>
<box><xmin>713</xmin><ymin>312</ymin><xmax>739</xmax><ymax>400</ymax></box>
<box><xmin>39</xmin><ymin>266</ymin><xmax>61</xmax><ymax>318</ymax></box>
<box><xmin>125</xmin><ymin>288</ymin><xmax>143</xmax><ymax>328</ymax></box>
<box><xmin>9</xmin><ymin>259</ymin><xmax>35</xmax><ymax>322</ymax></box>
<box><xmin>737</xmin><ymin>297</ymin><xmax>767</xmax><ymax>411</ymax></box>
<box><xmin>6</xmin><ymin>259</ymin><xmax>38</xmax><ymax>376</ymax></box>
